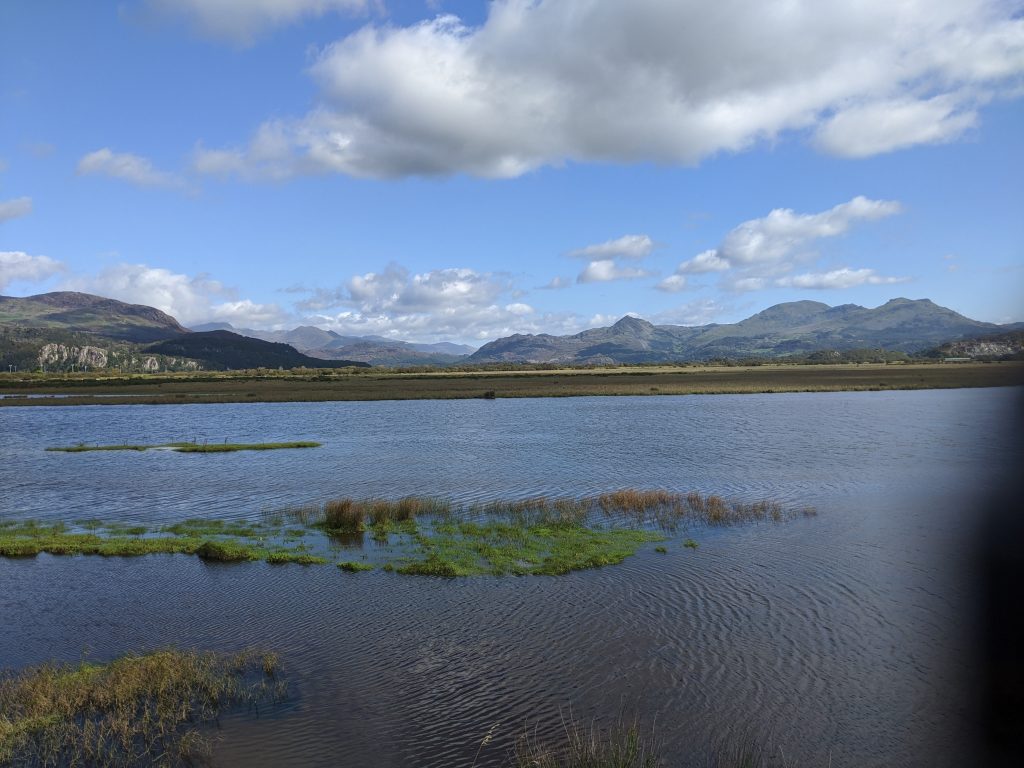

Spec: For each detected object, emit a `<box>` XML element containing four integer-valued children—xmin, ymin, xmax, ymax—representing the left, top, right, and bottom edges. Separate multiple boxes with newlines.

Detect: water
<box><xmin>1</xmin><ymin>388</ymin><xmax>1020</xmax><ymax>766</ymax></box>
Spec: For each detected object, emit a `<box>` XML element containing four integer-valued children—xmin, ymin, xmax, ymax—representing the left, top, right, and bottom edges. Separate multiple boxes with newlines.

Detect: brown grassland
<box><xmin>0</xmin><ymin>361</ymin><xmax>1020</xmax><ymax>407</ymax></box>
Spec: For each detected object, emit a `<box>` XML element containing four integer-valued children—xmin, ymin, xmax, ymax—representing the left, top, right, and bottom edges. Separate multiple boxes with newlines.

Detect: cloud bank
<box><xmin>0</xmin><ymin>251</ymin><xmax>65</xmax><ymax>291</ymax></box>
<box><xmin>194</xmin><ymin>0</ymin><xmax>1024</xmax><ymax>179</ymax></box>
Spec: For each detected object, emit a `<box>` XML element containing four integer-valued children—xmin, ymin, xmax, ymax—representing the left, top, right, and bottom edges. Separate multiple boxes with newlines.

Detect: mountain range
<box><xmin>191</xmin><ymin>322</ymin><xmax>476</xmax><ymax>366</ymax></box>
<box><xmin>2</xmin><ymin>291</ymin><xmax>1021</xmax><ymax>372</ymax></box>
<box><xmin>468</xmin><ymin>298</ymin><xmax>1023</xmax><ymax>364</ymax></box>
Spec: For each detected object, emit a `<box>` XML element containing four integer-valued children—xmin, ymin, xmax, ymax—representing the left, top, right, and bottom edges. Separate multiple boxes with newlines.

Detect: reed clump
<box><xmin>514</xmin><ymin>717</ymin><xmax>661</xmax><ymax>768</ymax></box>
<box><xmin>0</xmin><ymin>649</ymin><xmax>285</xmax><ymax>768</ymax></box>
<box><xmin>315</xmin><ymin>496</ymin><xmax>450</xmax><ymax>532</ymax></box>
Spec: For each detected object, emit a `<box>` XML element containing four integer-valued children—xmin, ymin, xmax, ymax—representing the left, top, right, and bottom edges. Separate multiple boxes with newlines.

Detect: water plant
<box><xmin>337</xmin><ymin>560</ymin><xmax>374</xmax><ymax>572</ymax></box>
<box><xmin>0</xmin><ymin>649</ymin><xmax>285</xmax><ymax>767</ymax></box>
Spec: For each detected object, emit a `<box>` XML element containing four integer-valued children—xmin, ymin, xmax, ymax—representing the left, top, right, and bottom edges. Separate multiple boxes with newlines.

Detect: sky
<box><xmin>1</xmin><ymin>0</ymin><xmax>1022</xmax><ymax>346</ymax></box>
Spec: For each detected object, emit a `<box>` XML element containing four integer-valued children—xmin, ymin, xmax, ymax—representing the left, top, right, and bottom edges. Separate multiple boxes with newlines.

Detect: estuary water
<box><xmin>1</xmin><ymin>388</ymin><xmax>1020</xmax><ymax>766</ymax></box>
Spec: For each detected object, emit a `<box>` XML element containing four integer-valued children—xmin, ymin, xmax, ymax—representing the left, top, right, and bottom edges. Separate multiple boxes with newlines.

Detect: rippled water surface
<box><xmin>2</xmin><ymin>389</ymin><xmax>1020</xmax><ymax>766</ymax></box>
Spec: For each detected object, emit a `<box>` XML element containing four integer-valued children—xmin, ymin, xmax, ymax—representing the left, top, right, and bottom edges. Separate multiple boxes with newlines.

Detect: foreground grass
<box><xmin>0</xmin><ymin>649</ymin><xmax>285</xmax><ymax>767</ymax></box>
<box><xmin>46</xmin><ymin>441</ymin><xmax>321</xmax><ymax>453</ymax></box>
<box><xmin>3</xmin><ymin>362</ymin><xmax>1020</xmax><ymax>407</ymax></box>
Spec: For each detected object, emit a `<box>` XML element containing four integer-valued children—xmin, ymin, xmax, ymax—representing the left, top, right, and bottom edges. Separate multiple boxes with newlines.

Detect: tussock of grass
<box><xmin>289</xmin><ymin>496</ymin><xmax>451</xmax><ymax>532</ymax></box>
<box><xmin>266</xmin><ymin>552</ymin><xmax>326</xmax><ymax>565</ymax></box>
<box><xmin>337</xmin><ymin>560</ymin><xmax>374</xmax><ymax>572</ymax></box>
<box><xmin>0</xmin><ymin>649</ymin><xmax>285</xmax><ymax>767</ymax></box>
<box><xmin>46</xmin><ymin>441</ymin><xmax>321</xmax><ymax>453</ymax></box>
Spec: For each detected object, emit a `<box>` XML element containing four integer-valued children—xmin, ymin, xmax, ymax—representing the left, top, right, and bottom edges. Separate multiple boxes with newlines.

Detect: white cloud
<box><xmin>675</xmin><ymin>249</ymin><xmax>731</xmax><ymax>274</ymax></box>
<box><xmin>655</xmin><ymin>274</ymin><xmax>687</xmax><ymax>293</ymax></box>
<box><xmin>715</xmin><ymin>196</ymin><xmax>902</xmax><ymax>266</ymax></box>
<box><xmin>195</xmin><ymin>0</ymin><xmax>1024</xmax><ymax>179</ymax></box>
<box><xmin>0</xmin><ymin>197</ymin><xmax>32</xmax><ymax>223</ymax></box>
<box><xmin>568</xmin><ymin>234</ymin><xmax>654</xmax><ymax>260</ymax></box>
<box><xmin>145</xmin><ymin>0</ymin><xmax>371</xmax><ymax>45</ymax></box>
<box><xmin>577</xmin><ymin>259</ymin><xmax>651</xmax><ymax>284</ymax></box>
<box><xmin>0</xmin><ymin>251</ymin><xmax>65</xmax><ymax>291</ymax></box>
<box><xmin>776</xmin><ymin>268</ymin><xmax>910</xmax><ymax>289</ymax></box>
<box><xmin>77</xmin><ymin>149</ymin><xmax>184</xmax><ymax>189</ymax></box>
<box><xmin>290</xmin><ymin>263</ymin><xmax>563</xmax><ymax>342</ymax></box>
<box><xmin>814</xmin><ymin>94</ymin><xmax>980</xmax><ymax>157</ymax></box>
<box><xmin>63</xmin><ymin>263</ymin><xmax>288</xmax><ymax>327</ymax></box>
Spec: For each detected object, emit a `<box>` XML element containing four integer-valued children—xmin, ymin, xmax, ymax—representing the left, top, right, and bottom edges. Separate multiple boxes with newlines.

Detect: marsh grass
<box><xmin>0</xmin><ymin>649</ymin><xmax>285</xmax><ymax>768</ymax></box>
<box><xmin>337</xmin><ymin>560</ymin><xmax>374</xmax><ymax>572</ymax></box>
<box><xmin>514</xmin><ymin>716</ymin><xmax>662</xmax><ymax>768</ymax></box>
<box><xmin>46</xmin><ymin>441</ymin><xmax>321</xmax><ymax>454</ymax></box>
<box><xmin>2</xmin><ymin>489</ymin><xmax>812</xmax><ymax>577</ymax></box>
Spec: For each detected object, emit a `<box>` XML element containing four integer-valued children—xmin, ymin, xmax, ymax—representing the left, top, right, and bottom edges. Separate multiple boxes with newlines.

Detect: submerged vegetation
<box><xmin>0</xmin><ymin>649</ymin><xmax>285</xmax><ymax>767</ymax></box>
<box><xmin>46</xmin><ymin>441</ymin><xmax>321</xmax><ymax>453</ymax></box>
<box><xmin>1</xmin><ymin>490</ymin><xmax>815</xmax><ymax>577</ymax></box>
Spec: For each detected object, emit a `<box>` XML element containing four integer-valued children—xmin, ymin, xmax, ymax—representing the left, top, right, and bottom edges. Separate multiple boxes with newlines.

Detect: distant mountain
<box><xmin>0</xmin><ymin>291</ymin><xmax>189</xmax><ymax>342</ymax></box>
<box><xmin>468</xmin><ymin>298</ymin><xmax>1015</xmax><ymax>364</ymax></box>
<box><xmin>208</xmin><ymin>323</ymin><xmax>476</xmax><ymax>366</ymax></box>
<box><xmin>146</xmin><ymin>331</ymin><xmax>370</xmax><ymax>370</ymax></box>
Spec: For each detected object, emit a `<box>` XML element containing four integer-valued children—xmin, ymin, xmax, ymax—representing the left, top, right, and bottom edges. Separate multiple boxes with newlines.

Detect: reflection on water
<box><xmin>1</xmin><ymin>388</ymin><xmax>1020</xmax><ymax>766</ymax></box>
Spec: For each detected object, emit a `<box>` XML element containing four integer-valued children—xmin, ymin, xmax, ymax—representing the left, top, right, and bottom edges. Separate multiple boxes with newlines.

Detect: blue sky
<box><xmin>1</xmin><ymin>0</ymin><xmax>1022</xmax><ymax>345</ymax></box>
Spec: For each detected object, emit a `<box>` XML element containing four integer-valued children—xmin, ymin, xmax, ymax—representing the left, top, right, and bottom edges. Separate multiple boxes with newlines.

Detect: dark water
<box><xmin>1</xmin><ymin>388</ymin><xmax>1020</xmax><ymax>766</ymax></box>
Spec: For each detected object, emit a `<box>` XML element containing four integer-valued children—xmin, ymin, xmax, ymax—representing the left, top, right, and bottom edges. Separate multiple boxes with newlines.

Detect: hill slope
<box><xmin>0</xmin><ymin>292</ymin><xmax>189</xmax><ymax>342</ymax></box>
<box><xmin>469</xmin><ymin>298</ymin><xmax>1012</xmax><ymax>364</ymax></box>
<box><xmin>146</xmin><ymin>331</ymin><xmax>370</xmax><ymax>370</ymax></box>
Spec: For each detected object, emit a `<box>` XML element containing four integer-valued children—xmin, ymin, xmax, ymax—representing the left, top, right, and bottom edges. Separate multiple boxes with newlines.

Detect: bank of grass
<box><xmin>0</xmin><ymin>649</ymin><xmax>285</xmax><ymax>768</ymax></box>
<box><xmin>4</xmin><ymin>361</ymin><xmax>1020</xmax><ymax>407</ymax></box>
<box><xmin>46</xmin><ymin>441</ymin><xmax>321</xmax><ymax>453</ymax></box>
<box><xmin>0</xmin><ymin>524</ymin><xmax>316</xmax><ymax>565</ymax></box>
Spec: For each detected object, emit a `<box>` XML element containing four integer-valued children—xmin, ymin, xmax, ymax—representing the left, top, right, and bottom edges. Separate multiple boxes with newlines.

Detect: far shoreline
<box><xmin>1</xmin><ymin>361</ymin><xmax>1021</xmax><ymax>407</ymax></box>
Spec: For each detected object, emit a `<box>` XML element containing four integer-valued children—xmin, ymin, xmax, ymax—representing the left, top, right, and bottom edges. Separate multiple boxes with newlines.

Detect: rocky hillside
<box><xmin>469</xmin><ymin>298</ymin><xmax>1020</xmax><ymax>364</ymax></box>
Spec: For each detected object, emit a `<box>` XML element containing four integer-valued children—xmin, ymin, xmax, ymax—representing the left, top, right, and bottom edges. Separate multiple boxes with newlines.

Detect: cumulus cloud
<box><xmin>0</xmin><ymin>197</ymin><xmax>32</xmax><ymax>223</ymax></box>
<box><xmin>77</xmin><ymin>149</ymin><xmax>184</xmax><ymax>189</ymax></box>
<box><xmin>714</xmin><ymin>196</ymin><xmax>902</xmax><ymax>266</ymax></box>
<box><xmin>568</xmin><ymin>234</ymin><xmax>655</xmax><ymax>260</ymax></box>
<box><xmin>286</xmin><ymin>263</ymin><xmax>556</xmax><ymax>341</ymax></box>
<box><xmin>63</xmin><ymin>263</ymin><xmax>288</xmax><ymax>327</ymax></box>
<box><xmin>775</xmin><ymin>268</ymin><xmax>909</xmax><ymax>289</ymax></box>
<box><xmin>145</xmin><ymin>0</ymin><xmax>371</xmax><ymax>45</ymax></box>
<box><xmin>195</xmin><ymin>0</ymin><xmax>1024</xmax><ymax>179</ymax></box>
<box><xmin>577</xmin><ymin>260</ymin><xmax>651</xmax><ymax>284</ymax></box>
<box><xmin>0</xmin><ymin>251</ymin><xmax>65</xmax><ymax>291</ymax></box>
<box><xmin>663</xmin><ymin>196</ymin><xmax>903</xmax><ymax>293</ymax></box>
